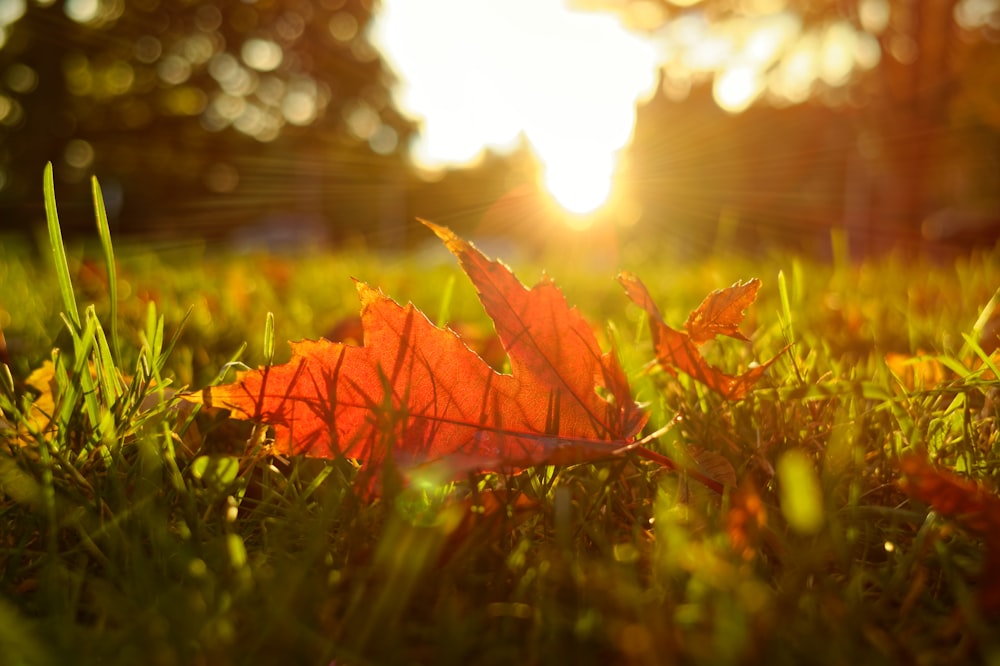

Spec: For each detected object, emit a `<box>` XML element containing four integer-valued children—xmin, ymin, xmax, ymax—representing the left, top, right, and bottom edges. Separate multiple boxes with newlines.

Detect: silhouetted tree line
<box><xmin>604</xmin><ymin>0</ymin><xmax>1000</xmax><ymax>253</ymax></box>
<box><xmin>0</xmin><ymin>0</ymin><xmax>414</xmax><ymax>243</ymax></box>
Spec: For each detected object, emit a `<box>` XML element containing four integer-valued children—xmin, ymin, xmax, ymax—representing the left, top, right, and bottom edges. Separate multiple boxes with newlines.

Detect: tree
<box><xmin>590</xmin><ymin>0</ymin><xmax>1000</xmax><ymax>251</ymax></box>
<box><xmin>0</xmin><ymin>0</ymin><xmax>412</xmax><ymax>240</ymax></box>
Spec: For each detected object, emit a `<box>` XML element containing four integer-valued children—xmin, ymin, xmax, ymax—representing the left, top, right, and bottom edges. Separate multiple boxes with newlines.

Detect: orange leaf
<box><xmin>684</xmin><ymin>278</ymin><xmax>760</xmax><ymax>344</ymax></box>
<box><xmin>899</xmin><ymin>454</ymin><xmax>1000</xmax><ymax>613</ymax></box>
<box><xmin>619</xmin><ymin>272</ymin><xmax>781</xmax><ymax>400</ymax></box>
<box><xmin>885</xmin><ymin>351</ymin><xmax>1000</xmax><ymax>392</ymax></box>
<box><xmin>186</xmin><ymin>222</ymin><xmax>648</xmax><ymax>491</ymax></box>
<box><xmin>898</xmin><ymin>454</ymin><xmax>1000</xmax><ymax>537</ymax></box>
<box><xmin>884</xmin><ymin>352</ymin><xmax>949</xmax><ymax>391</ymax></box>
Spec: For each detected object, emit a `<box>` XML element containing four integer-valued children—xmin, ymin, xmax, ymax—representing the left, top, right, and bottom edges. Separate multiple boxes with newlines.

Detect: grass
<box><xmin>2</xmin><ymin>167</ymin><xmax>1000</xmax><ymax>665</ymax></box>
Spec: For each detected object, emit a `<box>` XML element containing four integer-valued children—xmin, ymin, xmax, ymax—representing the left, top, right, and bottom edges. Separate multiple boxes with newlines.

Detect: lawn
<box><xmin>2</xmin><ymin>170</ymin><xmax>1000</xmax><ymax>665</ymax></box>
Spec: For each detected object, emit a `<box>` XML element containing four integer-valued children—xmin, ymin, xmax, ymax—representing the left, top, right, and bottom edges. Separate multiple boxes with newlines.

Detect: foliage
<box><xmin>619</xmin><ymin>273</ymin><xmax>784</xmax><ymax>400</ymax></box>
<box><xmin>188</xmin><ymin>220</ymin><xmax>650</xmax><ymax>493</ymax></box>
<box><xmin>622</xmin><ymin>0</ymin><xmax>1000</xmax><ymax>247</ymax></box>
<box><xmin>2</xmin><ymin>175</ymin><xmax>1000</xmax><ymax>664</ymax></box>
<box><xmin>0</xmin><ymin>0</ymin><xmax>411</xmax><ymax>236</ymax></box>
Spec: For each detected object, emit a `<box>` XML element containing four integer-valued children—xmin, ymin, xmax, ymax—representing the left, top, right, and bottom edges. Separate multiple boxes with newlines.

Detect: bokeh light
<box><xmin>242</xmin><ymin>39</ymin><xmax>284</xmax><ymax>73</ymax></box>
<box><xmin>954</xmin><ymin>0</ymin><xmax>1000</xmax><ymax>29</ymax></box>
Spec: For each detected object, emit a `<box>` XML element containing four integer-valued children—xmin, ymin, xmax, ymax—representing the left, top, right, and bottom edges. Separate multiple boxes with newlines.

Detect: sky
<box><xmin>368</xmin><ymin>0</ymin><xmax>887</xmax><ymax>220</ymax></box>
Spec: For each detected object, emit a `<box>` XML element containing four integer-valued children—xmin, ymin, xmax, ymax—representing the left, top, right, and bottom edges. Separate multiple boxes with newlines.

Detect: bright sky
<box><xmin>369</xmin><ymin>0</ymin><xmax>888</xmax><ymax>223</ymax></box>
<box><xmin>370</xmin><ymin>0</ymin><xmax>659</xmax><ymax>216</ymax></box>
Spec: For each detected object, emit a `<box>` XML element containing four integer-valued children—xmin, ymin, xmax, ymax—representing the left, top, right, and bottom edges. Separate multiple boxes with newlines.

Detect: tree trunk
<box><xmin>861</xmin><ymin>0</ymin><xmax>958</xmax><ymax>252</ymax></box>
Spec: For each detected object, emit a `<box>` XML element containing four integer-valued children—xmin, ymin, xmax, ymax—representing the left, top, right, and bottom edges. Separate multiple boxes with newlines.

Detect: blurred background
<box><xmin>0</xmin><ymin>0</ymin><xmax>999</xmax><ymax>258</ymax></box>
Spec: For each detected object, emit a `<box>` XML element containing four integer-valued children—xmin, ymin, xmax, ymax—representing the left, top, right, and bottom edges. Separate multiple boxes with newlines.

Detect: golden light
<box><xmin>370</xmin><ymin>0</ymin><xmax>658</xmax><ymax>220</ymax></box>
<box><xmin>715</xmin><ymin>64</ymin><xmax>762</xmax><ymax>113</ymax></box>
<box><xmin>543</xmin><ymin>153</ymin><xmax>614</xmax><ymax>215</ymax></box>
<box><xmin>369</xmin><ymin>1</ymin><xmax>882</xmax><ymax>223</ymax></box>
<box><xmin>769</xmin><ymin>33</ymin><xmax>819</xmax><ymax>104</ymax></box>
<box><xmin>820</xmin><ymin>21</ymin><xmax>857</xmax><ymax>86</ymax></box>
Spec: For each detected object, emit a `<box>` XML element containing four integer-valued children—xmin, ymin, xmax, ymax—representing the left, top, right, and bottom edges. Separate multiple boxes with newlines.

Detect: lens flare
<box><xmin>542</xmin><ymin>152</ymin><xmax>614</xmax><ymax>215</ymax></box>
<box><xmin>370</xmin><ymin>2</ymin><xmax>880</xmax><ymax>224</ymax></box>
<box><xmin>370</xmin><ymin>0</ymin><xmax>658</xmax><ymax>219</ymax></box>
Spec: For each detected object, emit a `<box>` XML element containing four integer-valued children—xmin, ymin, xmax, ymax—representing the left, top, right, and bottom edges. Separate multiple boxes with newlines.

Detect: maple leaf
<box><xmin>884</xmin><ymin>352</ymin><xmax>950</xmax><ymax>391</ymax></box>
<box><xmin>186</xmin><ymin>221</ymin><xmax>649</xmax><ymax>492</ymax></box>
<box><xmin>898</xmin><ymin>454</ymin><xmax>1000</xmax><ymax>613</ymax></box>
<box><xmin>618</xmin><ymin>273</ymin><xmax>782</xmax><ymax>400</ymax></box>
<box><xmin>1</xmin><ymin>361</ymin><xmax>59</xmax><ymax>450</ymax></box>
<box><xmin>885</xmin><ymin>350</ymin><xmax>1000</xmax><ymax>392</ymax></box>
<box><xmin>683</xmin><ymin>278</ymin><xmax>759</xmax><ymax>344</ymax></box>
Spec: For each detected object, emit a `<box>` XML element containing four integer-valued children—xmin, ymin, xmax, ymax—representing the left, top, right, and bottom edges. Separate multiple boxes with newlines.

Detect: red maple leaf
<box><xmin>618</xmin><ymin>273</ymin><xmax>782</xmax><ymax>400</ymax></box>
<box><xmin>186</xmin><ymin>221</ymin><xmax>650</xmax><ymax>491</ymax></box>
<box><xmin>899</xmin><ymin>454</ymin><xmax>1000</xmax><ymax>614</ymax></box>
<box><xmin>683</xmin><ymin>278</ymin><xmax>759</xmax><ymax>344</ymax></box>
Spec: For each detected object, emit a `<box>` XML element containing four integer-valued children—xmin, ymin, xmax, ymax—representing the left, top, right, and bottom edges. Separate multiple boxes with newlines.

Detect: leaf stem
<box><xmin>633</xmin><ymin>445</ymin><xmax>725</xmax><ymax>495</ymax></box>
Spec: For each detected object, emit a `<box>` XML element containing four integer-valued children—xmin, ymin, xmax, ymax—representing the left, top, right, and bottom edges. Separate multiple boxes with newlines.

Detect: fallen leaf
<box><xmin>684</xmin><ymin>278</ymin><xmax>760</xmax><ymax>344</ymax></box>
<box><xmin>2</xmin><ymin>361</ymin><xmax>58</xmax><ymax>450</ymax></box>
<box><xmin>23</xmin><ymin>362</ymin><xmax>58</xmax><ymax>439</ymax></box>
<box><xmin>898</xmin><ymin>453</ymin><xmax>1000</xmax><ymax>613</ymax></box>
<box><xmin>898</xmin><ymin>454</ymin><xmax>1000</xmax><ymax>536</ymax></box>
<box><xmin>884</xmin><ymin>352</ymin><xmax>949</xmax><ymax>391</ymax></box>
<box><xmin>885</xmin><ymin>351</ymin><xmax>999</xmax><ymax>392</ymax></box>
<box><xmin>324</xmin><ymin>315</ymin><xmax>505</xmax><ymax>372</ymax></box>
<box><xmin>186</xmin><ymin>222</ymin><xmax>649</xmax><ymax>493</ymax></box>
<box><xmin>618</xmin><ymin>273</ymin><xmax>782</xmax><ymax>400</ymax></box>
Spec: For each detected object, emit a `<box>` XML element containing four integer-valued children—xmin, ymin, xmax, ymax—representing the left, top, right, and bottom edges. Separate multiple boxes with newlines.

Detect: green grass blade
<box><xmin>958</xmin><ymin>286</ymin><xmax>1000</xmax><ymax>360</ymax></box>
<box><xmin>68</xmin><ymin>309</ymin><xmax>102</xmax><ymax>438</ymax></box>
<box><xmin>157</xmin><ymin>305</ymin><xmax>193</xmax><ymax>375</ymax></box>
<box><xmin>263</xmin><ymin>311</ymin><xmax>275</xmax><ymax>365</ymax></box>
<box><xmin>144</xmin><ymin>301</ymin><xmax>165</xmax><ymax>369</ymax></box>
<box><xmin>777</xmin><ymin>268</ymin><xmax>803</xmax><ymax>382</ymax></box>
<box><xmin>51</xmin><ymin>347</ymin><xmax>78</xmax><ymax>448</ymax></box>
<box><xmin>0</xmin><ymin>362</ymin><xmax>13</xmax><ymax>397</ymax></box>
<box><xmin>216</xmin><ymin>345</ymin><xmax>249</xmax><ymax>383</ymax></box>
<box><xmin>92</xmin><ymin>175</ymin><xmax>121</xmax><ymax>366</ymax></box>
<box><xmin>961</xmin><ymin>332</ymin><xmax>1000</xmax><ymax>379</ymax></box>
<box><xmin>777</xmin><ymin>269</ymin><xmax>794</xmax><ymax>345</ymax></box>
<box><xmin>91</xmin><ymin>307</ymin><xmax>124</xmax><ymax>405</ymax></box>
<box><xmin>44</xmin><ymin>162</ymin><xmax>81</xmax><ymax>330</ymax></box>
<box><xmin>936</xmin><ymin>353</ymin><xmax>974</xmax><ymax>380</ymax></box>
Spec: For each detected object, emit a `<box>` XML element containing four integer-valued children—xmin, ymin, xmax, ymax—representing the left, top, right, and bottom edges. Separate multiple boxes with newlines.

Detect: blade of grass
<box><xmin>44</xmin><ymin>162</ymin><xmax>80</xmax><ymax>331</ymax></box>
<box><xmin>959</xmin><ymin>287</ymin><xmax>1000</xmax><ymax>361</ymax></box>
<box><xmin>777</xmin><ymin>269</ymin><xmax>794</xmax><ymax>344</ymax></box>
<box><xmin>0</xmin><ymin>363</ymin><xmax>13</xmax><ymax>398</ymax></box>
<box><xmin>58</xmin><ymin>310</ymin><xmax>100</xmax><ymax>437</ymax></box>
<box><xmin>777</xmin><ymin>269</ymin><xmax>803</xmax><ymax>382</ymax></box>
<box><xmin>263</xmin><ymin>311</ymin><xmax>275</xmax><ymax>365</ymax></box>
<box><xmin>141</xmin><ymin>301</ymin><xmax>168</xmax><ymax>384</ymax></box>
<box><xmin>92</xmin><ymin>175</ymin><xmax>121</xmax><ymax>366</ymax></box>
<box><xmin>960</xmin><ymin>333</ymin><xmax>1000</xmax><ymax>380</ymax></box>
<box><xmin>155</xmin><ymin>305</ymin><xmax>192</xmax><ymax>376</ymax></box>
<box><xmin>92</xmin><ymin>316</ymin><xmax>124</xmax><ymax>405</ymax></box>
<box><xmin>216</xmin><ymin>350</ymin><xmax>250</xmax><ymax>383</ymax></box>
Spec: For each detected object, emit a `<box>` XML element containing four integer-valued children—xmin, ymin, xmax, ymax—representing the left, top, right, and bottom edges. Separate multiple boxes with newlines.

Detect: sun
<box><xmin>369</xmin><ymin>0</ymin><xmax>658</xmax><ymax>221</ymax></box>
<box><xmin>542</xmin><ymin>158</ymin><xmax>614</xmax><ymax>217</ymax></box>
